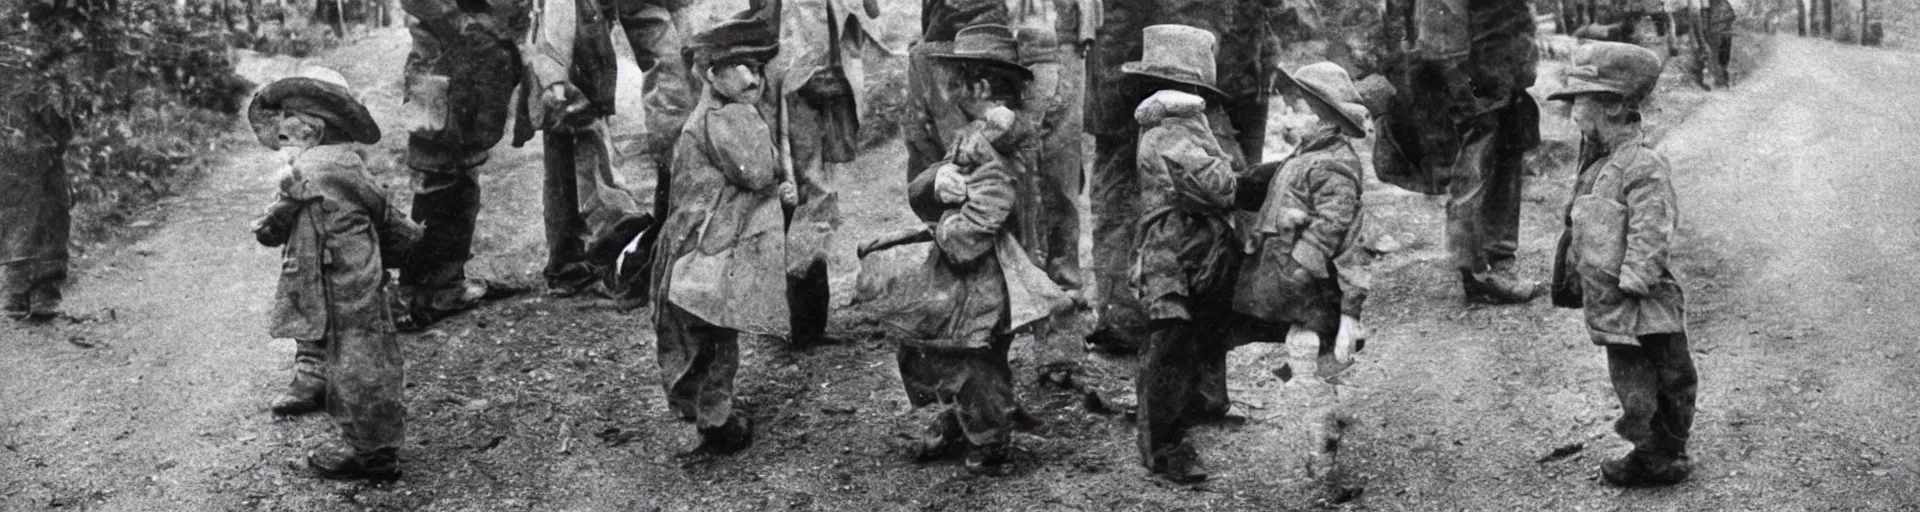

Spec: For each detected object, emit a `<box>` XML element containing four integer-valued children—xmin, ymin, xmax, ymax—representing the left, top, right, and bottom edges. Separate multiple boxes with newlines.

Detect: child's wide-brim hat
<box><xmin>931</xmin><ymin>24</ymin><xmax>1034</xmax><ymax>80</ymax></box>
<box><xmin>247</xmin><ymin>66</ymin><xmax>379</xmax><ymax>148</ymax></box>
<box><xmin>1547</xmin><ymin>41</ymin><xmax>1664</xmax><ymax>103</ymax></box>
<box><xmin>1274</xmin><ymin>62</ymin><xmax>1367</xmax><ymax>138</ymax></box>
<box><xmin>1278</xmin><ymin>62</ymin><xmax>1370</xmax><ymax>138</ymax></box>
<box><xmin>692</xmin><ymin>8</ymin><xmax>780</xmax><ymax>66</ymax></box>
<box><xmin>1122</xmin><ymin>24</ymin><xmax>1223</xmax><ymax>97</ymax></box>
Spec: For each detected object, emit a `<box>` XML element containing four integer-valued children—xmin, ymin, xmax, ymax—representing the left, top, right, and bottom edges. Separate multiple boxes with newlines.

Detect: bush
<box><xmin>3</xmin><ymin>0</ymin><xmax>248</xmax><ymax>245</ymax></box>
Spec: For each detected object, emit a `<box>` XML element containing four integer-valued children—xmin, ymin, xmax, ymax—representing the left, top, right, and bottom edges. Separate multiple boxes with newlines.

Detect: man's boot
<box><xmin>1462</xmin><ymin>268</ymin><xmax>1542</xmax><ymax>305</ymax></box>
<box><xmin>308</xmin><ymin>442</ymin><xmax>401</xmax><ymax>481</ymax></box>
<box><xmin>4</xmin><ymin>291</ymin><xmax>27</xmax><ymax>319</ymax></box>
<box><xmin>271</xmin><ymin>339</ymin><xmax>328</xmax><ymax>416</ymax></box>
<box><xmin>1150</xmin><ymin>442</ymin><xmax>1209</xmax><ymax>484</ymax></box>
<box><xmin>24</xmin><ymin>282</ymin><xmax>60</xmax><ymax>321</ymax></box>
<box><xmin>687</xmin><ymin>414</ymin><xmax>754</xmax><ymax>457</ymax></box>
<box><xmin>788</xmin><ymin>259</ymin><xmax>832</xmax><ymax>349</ymax></box>
<box><xmin>1601</xmin><ymin>448</ymin><xmax>1691</xmax><ymax>487</ymax></box>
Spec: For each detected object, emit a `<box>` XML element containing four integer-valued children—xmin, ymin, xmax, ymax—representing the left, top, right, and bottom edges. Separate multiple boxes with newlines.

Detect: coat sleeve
<box><xmin>704</xmin><ymin>105</ymin><xmax>784</xmax><ymax>192</ymax></box>
<box><xmin>1236</xmin><ymin>160</ymin><xmax>1284</xmax><ymax>211</ymax></box>
<box><xmin>521</xmin><ymin>0</ymin><xmax>577</xmax><ymax>100</ymax></box>
<box><xmin>1160</xmin><ymin>132</ymin><xmax>1237</xmax><ymax>211</ymax></box>
<box><xmin>907</xmin><ymin>160</ymin><xmax>947</xmax><ymax>223</ymax></box>
<box><xmin>1619</xmin><ymin>159</ymin><xmax>1677</xmax><ymax>293</ymax></box>
<box><xmin>933</xmin><ymin>165</ymin><xmax>1013</xmax><ymax>265</ymax></box>
<box><xmin>1294</xmin><ymin>162</ymin><xmax>1362</xmax><ymax>279</ymax></box>
<box><xmin>254</xmin><ymin>189</ymin><xmax>305</xmax><ymax>248</ymax></box>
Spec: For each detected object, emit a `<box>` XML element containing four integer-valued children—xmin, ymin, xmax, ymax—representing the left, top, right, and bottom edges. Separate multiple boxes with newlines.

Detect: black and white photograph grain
<box><xmin>1</xmin><ymin>0</ymin><xmax>1914</xmax><ymax>509</ymax></box>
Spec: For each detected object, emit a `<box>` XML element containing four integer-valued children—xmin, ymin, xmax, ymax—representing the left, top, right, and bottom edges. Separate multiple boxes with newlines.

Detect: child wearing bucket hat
<box><xmin>247</xmin><ymin>66</ymin><xmax>421</xmax><ymax>480</ymax></box>
<box><xmin>866</xmin><ymin>23</ymin><xmax>1072</xmax><ymax>476</ymax></box>
<box><xmin>1124</xmin><ymin>24</ymin><xmax>1243</xmax><ymax>484</ymax></box>
<box><xmin>1232</xmin><ymin>60</ymin><xmax>1376</xmax><ymax>482</ymax></box>
<box><xmin>1546</xmin><ymin>42</ymin><xmax>1697</xmax><ymax>487</ymax></box>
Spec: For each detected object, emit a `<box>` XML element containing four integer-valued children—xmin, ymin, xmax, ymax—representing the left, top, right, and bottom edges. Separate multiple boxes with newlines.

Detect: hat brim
<box><xmin>1121</xmin><ymin>62</ymin><xmax>1224</xmax><ymax>97</ymax></box>
<box><xmin>930</xmin><ymin>53</ymin><xmax>1035</xmax><ymax>80</ymax></box>
<box><xmin>700</xmin><ymin>44</ymin><xmax>779</xmax><ymax>66</ymax></box>
<box><xmin>1546</xmin><ymin>76</ymin><xmax>1625</xmax><ymax>102</ymax></box>
<box><xmin>1277</xmin><ymin>72</ymin><xmax>1368</xmax><ymax>138</ymax></box>
<box><xmin>248</xmin><ymin>77</ymin><xmax>380</xmax><ymax>147</ymax></box>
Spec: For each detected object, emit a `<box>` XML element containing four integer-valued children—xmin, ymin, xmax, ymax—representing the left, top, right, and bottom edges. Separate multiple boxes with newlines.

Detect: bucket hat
<box><xmin>248</xmin><ymin>66</ymin><xmax>379</xmax><ymax>148</ymax></box>
<box><xmin>692</xmin><ymin>9</ymin><xmax>780</xmax><ymax>67</ymax></box>
<box><xmin>931</xmin><ymin>24</ymin><xmax>1034</xmax><ymax>80</ymax></box>
<box><xmin>1122</xmin><ymin>25</ymin><xmax>1223</xmax><ymax>97</ymax></box>
<box><xmin>1278</xmin><ymin>62</ymin><xmax>1370</xmax><ymax>138</ymax></box>
<box><xmin>1548</xmin><ymin>41</ymin><xmax>1664</xmax><ymax>104</ymax></box>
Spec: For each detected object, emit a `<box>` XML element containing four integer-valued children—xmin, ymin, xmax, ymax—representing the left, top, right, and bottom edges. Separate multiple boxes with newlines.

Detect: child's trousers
<box><xmin>897</xmin><ymin>335</ymin><xmax>1021</xmax><ymax>447</ymax></box>
<box><xmin>1136</xmin><ymin>320</ymin><xmax>1235</xmax><ymax>467</ymax></box>
<box><xmin>1604</xmin><ymin>331</ymin><xmax>1697</xmax><ymax>457</ymax></box>
<box><xmin>325</xmin><ymin>328</ymin><xmax>406</xmax><ymax>455</ymax></box>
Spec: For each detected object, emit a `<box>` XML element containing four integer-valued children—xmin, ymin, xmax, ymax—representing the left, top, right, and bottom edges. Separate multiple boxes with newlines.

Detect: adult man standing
<box><xmin>514</xmin><ymin>0</ymin><xmax>689</xmax><ymax>302</ymax></box>
<box><xmin>397</xmin><ymin>0</ymin><xmax>689</xmax><ymax>328</ymax></box>
<box><xmin>1083</xmin><ymin>0</ymin><xmax>1276</xmax><ymax>353</ymax></box>
<box><xmin>0</xmin><ymin>88</ymin><xmax>69</xmax><ymax>322</ymax></box>
<box><xmin>764</xmin><ymin>0</ymin><xmax>885</xmax><ymax>348</ymax></box>
<box><xmin>1375</xmin><ymin>0</ymin><xmax>1542</xmax><ymax>305</ymax></box>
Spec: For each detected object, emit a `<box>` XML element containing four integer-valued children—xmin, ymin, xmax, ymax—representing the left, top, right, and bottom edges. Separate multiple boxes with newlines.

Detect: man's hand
<box><xmin>542</xmin><ymin>83</ymin><xmax>589</xmax><ymax>128</ymax></box>
<box><xmin>778</xmin><ymin>181</ymin><xmax>799</xmax><ymax>207</ymax></box>
<box><xmin>1334</xmin><ymin>315</ymin><xmax>1365</xmax><ymax>364</ymax></box>
<box><xmin>934</xmin><ymin>164</ymin><xmax>969</xmax><ymax>205</ymax></box>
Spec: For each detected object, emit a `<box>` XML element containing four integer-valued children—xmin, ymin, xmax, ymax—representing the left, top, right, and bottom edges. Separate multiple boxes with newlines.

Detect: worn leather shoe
<box><xmin>1463</xmin><ymin>270</ymin><xmax>1543</xmax><ymax>305</ymax></box>
<box><xmin>964</xmin><ymin>443</ymin><xmax>1009</xmax><ymax>476</ymax></box>
<box><xmin>308</xmin><ymin>443</ymin><xmax>400</xmax><ymax>481</ymax></box>
<box><xmin>270</xmin><ymin>389</ymin><xmax>325</xmax><ymax>416</ymax></box>
<box><xmin>1601</xmin><ymin>450</ymin><xmax>1691</xmax><ymax>487</ymax></box>
<box><xmin>1151</xmin><ymin>444</ymin><xmax>1210</xmax><ymax>484</ymax></box>
<box><xmin>686</xmin><ymin>415</ymin><xmax>754</xmax><ymax>457</ymax></box>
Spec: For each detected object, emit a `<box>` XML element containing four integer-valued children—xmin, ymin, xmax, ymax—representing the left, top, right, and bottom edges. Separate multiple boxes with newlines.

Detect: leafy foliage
<box><xmin>2</xmin><ymin>0</ymin><xmax>250</xmax><ymax>245</ymax></box>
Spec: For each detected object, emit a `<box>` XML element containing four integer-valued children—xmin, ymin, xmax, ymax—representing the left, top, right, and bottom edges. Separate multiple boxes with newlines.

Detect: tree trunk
<box><xmin>1858</xmin><ymin>0</ymin><xmax>1868</xmax><ymax>44</ymax></box>
<box><xmin>332</xmin><ymin>0</ymin><xmax>346</xmax><ymax>38</ymax></box>
<box><xmin>1798</xmin><ymin>0</ymin><xmax>1807</xmax><ymax>35</ymax></box>
<box><xmin>1821</xmin><ymin>0</ymin><xmax>1833</xmax><ymax>37</ymax></box>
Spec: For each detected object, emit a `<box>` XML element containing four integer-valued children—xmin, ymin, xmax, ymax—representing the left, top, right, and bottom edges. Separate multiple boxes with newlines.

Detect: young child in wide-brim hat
<box><xmin>248</xmin><ymin>66</ymin><xmax>420</xmax><ymax>481</ymax></box>
<box><xmin>873</xmin><ymin>23</ymin><xmax>1072</xmax><ymax>477</ymax></box>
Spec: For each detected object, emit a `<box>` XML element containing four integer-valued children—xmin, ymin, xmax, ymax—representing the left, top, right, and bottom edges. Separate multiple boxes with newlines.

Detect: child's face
<box><xmin>275</xmin><ymin>111</ymin><xmax>326</xmax><ymax>149</ymax></box>
<box><xmin>1283</xmin><ymin>96</ymin><xmax>1337</xmax><ymax>142</ymax></box>
<box><xmin>1570</xmin><ymin>94</ymin><xmax>1626</xmax><ymax>139</ymax></box>
<box><xmin>945</xmin><ymin>75</ymin><xmax>1001</xmax><ymax>120</ymax></box>
<box><xmin>707</xmin><ymin>62</ymin><xmax>764</xmax><ymax>103</ymax></box>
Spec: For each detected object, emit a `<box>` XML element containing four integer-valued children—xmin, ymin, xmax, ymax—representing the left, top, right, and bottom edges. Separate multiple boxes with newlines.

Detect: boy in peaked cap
<box><xmin>248</xmin><ymin>66</ymin><xmax>421</xmax><ymax>481</ymax></box>
<box><xmin>650</xmin><ymin>12</ymin><xmax>793</xmax><ymax>458</ymax></box>
<box><xmin>1547</xmin><ymin>42</ymin><xmax>1697</xmax><ymax>487</ymax></box>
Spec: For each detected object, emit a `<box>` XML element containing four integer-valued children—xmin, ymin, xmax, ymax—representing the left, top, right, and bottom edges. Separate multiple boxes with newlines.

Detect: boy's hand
<box><xmin>934</xmin><ymin>164</ymin><xmax>969</xmax><ymax>205</ymax></box>
<box><xmin>1618</xmin><ymin>268</ymin><xmax>1653</xmax><ymax>297</ymax></box>
<box><xmin>778</xmin><ymin>181</ymin><xmax>799</xmax><ymax>207</ymax></box>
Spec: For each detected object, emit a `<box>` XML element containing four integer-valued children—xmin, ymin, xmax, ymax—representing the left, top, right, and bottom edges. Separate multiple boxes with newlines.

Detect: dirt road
<box><xmin>3</xmin><ymin>30</ymin><xmax>1917</xmax><ymax>510</ymax></box>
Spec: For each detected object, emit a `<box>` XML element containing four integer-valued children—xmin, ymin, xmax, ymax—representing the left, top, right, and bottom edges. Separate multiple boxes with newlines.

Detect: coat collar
<box><xmin>1292</xmin><ymin>125</ymin><xmax>1349</xmax><ymax>156</ymax></box>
